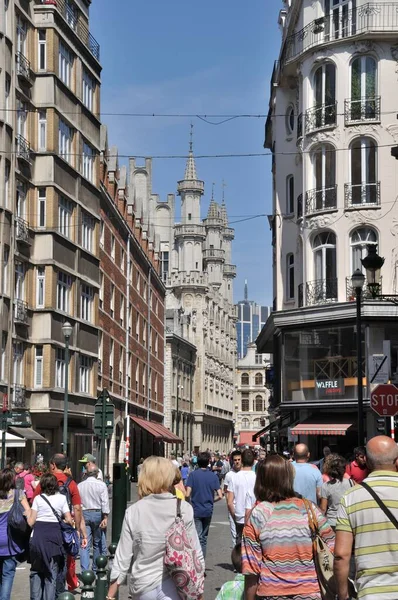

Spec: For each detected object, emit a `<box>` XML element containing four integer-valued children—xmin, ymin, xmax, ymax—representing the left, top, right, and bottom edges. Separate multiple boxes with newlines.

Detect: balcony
<box><xmin>346</xmin><ymin>276</ymin><xmax>383</xmax><ymax>301</ymax></box>
<box><xmin>305</xmin><ymin>103</ymin><xmax>337</xmax><ymax>134</ymax></box>
<box><xmin>14</xmin><ymin>299</ymin><xmax>28</xmax><ymax>325</ymax></box>
<box><xmin>344</xmin><ymin>182</ymin><xmax>380</xmax><ymax>209</ymax></box>
<box><xmin>223</xmin><ymin>263</ymin><xmax>237</xmax><ymax>277</ymax></box>
<box><xmin>16</xmin><ymin>135</ymin><xmax>31</xmax><ymax>163</ymax></box>
<box><xmin>223</xmin><ymin>227</ymin><xmax>235</xmax><ymax>239</ymax></box>
<box><xmin>298</xmin><ymin>278</ymin><xmax>338</xmax><ymax>307</ymax></box>
<box><xmin>282</xmin><ymin>3</ymin><xmax>398</xmax><ymax>67</ymax></box>
<box><xmin>203</xmin><ymin>248</ymin><xmax>225</xmax><ymax>261</ymax></box>
<box><xmin>15</xmin><ymin>217</ymin><xmax>30</xmax><ymax>244</ymax></box>
<box><xmin>174</xmin><ymin>223</ymin><xmax>206</xmax><ymax>239</ymax></box>
<box><xmin>16</xmin><ymin>52</ymin><xmax>31</xmax><ymax>83</ymax></box>
<box><xmin>297</xmin><ymin>112</ymin><xmax>303</xmax><ymax>141</ymax></box>
<box><xmin>297</xmin><ymin>193</ymin><xmax>303</xmax><ymax>219</ymax></box>
<box><xmin>305</xmin><ymin>185</ymin><xmax>337</xmax><ymax>215</ymax></box>
<box><xmin>12</xmin><ymin>384</ymin><xmax>26</xmax><ymax>409</ymax></box>
<box><xmin>344</xmin><ymin>96</ymin><xmax>381</xmax><ymax>125</ymax></box>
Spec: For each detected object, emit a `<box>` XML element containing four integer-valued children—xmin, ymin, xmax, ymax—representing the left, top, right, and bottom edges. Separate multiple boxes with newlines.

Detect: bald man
<box><xmin>292</xmin><ymin>443</ymin><xmax>322</xmax><ymax>504</ymax></box>
<box><xmin>334</xmin><ymin>436</ymin><xmax>398</xmax><ymax>600</ymax></box>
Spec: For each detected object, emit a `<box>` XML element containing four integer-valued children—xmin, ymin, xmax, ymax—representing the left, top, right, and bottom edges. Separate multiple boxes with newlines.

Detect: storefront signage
<box><xmin>7</xmin><ymin>411</ymin><xmax>31</xmax><ymax>427</ymax></box>
<box><xmin>315</xmin><ymin>378</ymin><xmax>345</xmax><ymax>397</ymax></box>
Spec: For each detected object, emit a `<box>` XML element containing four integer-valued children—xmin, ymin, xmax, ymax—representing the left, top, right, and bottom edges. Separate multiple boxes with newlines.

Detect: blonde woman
<box><xmin>107</xmin><ymin>456</ymin><xmax>204</xmax><ymax>600</ymax></box>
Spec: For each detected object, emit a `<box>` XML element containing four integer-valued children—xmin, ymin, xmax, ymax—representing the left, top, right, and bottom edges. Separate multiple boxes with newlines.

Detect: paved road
<box><xmin>12</xmin><ymin>490</ymin><xmax>234</xmax><ymax>599</ymax></box>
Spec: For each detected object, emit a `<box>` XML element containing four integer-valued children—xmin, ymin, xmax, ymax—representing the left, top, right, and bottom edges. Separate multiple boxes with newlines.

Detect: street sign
<box><xmin>369</xmin><ymin>354</ymin><xmax>390</xmax><ymax>384</ymax></box>
<box><xmin>371</xmin><ymin>384</ymin><xmax>398</xmax><ymax>417</ymax></box>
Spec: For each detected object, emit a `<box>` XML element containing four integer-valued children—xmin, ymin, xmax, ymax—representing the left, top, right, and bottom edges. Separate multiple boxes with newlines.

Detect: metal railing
<box><xmin>306</xmin><ymin>185</ymin><xmax>337</xmax><ymax>215</ymax></box>
<box><xmin>344</xmin><ymin>182</ymin><xmax>380</xmax><ymax>208</ymax></box>
<box><xmin>16</xmin><ymin>134</ymin><xmax>31</xmax><ymax>162</ymax></box>
<box><xmin>297</xmin><ymin>112</ymin><xmax>303</xmax><ymax>140</ymax></box>
<box><xmin>344</xmin><ymin>96</ymin><xmax>381</xmax><ymax>125</ymax></box>
<box><xmin>346</xmin><ymin>276</ymin><xmax>383</xmax><ymax>300</ymax></box>
<box><xmin>282</xmin><ymin>3</ymin><xmax>398</xmax><ymax>67</ymax></box>
<box><xmin>297</xmin><ymin>193</ymin><xmax>303</xmax><ymax>219</ymax></box>
<box><xmin>223</xmin><ymin>263</ymin><xmax>237</xmax><ymax>277</ymax></box>
<box><xmin>12</xmin><ymin>384</ymin><xmax>26</xmax><ymax>409</ymax></box>
<box><xmin>299</xmin><ymin>278</ymin><xmax>338</xmax><ymax>306</ymax></box>
<box><xmin>14</xmin><ymin>299</ymin><xmax>28</xmax><ymax>324</ymax></box>
<box><xmin>16</xmin><ymin>52</ymin><xmax>31</xmax><ymax>81</ymax></box>
<box><xmin>203</xmin><ymin>248</ymin><xmax>225</xmax><ymax>260</ymax></box>
<box><xmin>15</xmin><ymin>217</ymin><xmax>30</xmax><ymax>244</ymax></box>
<box><xmin>305</xmin><ymin>103</ymin><xmax>337</xmax><ymax>134</ymax></box>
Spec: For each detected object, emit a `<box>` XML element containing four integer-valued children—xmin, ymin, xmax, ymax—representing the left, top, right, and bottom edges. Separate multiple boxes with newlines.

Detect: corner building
<box><xmin>258</xmin><ymin>0</ymin><xmax>398</xmax><ymax>455</ymax></box>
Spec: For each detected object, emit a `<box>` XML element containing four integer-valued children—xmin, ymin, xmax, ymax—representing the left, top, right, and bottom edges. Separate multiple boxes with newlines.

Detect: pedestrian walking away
<box><xmin>320</xmin><ymin>454</ymin><xmax>353</xmax><ymax>529</ymax></box>
<box><xmin>292</xmin><ymin>443</ymin><xmax>323</xmax><ymax>504</ymax></box>
<box><xmin>224</xmin><ymin>450</ymin><xmax>242</xmax><ymax>547</ymax></box>
<box><xmin>186</xmin><ymin>451</ymin><xmax>223</xmax><ymax>559</ymax></box>
<box><xmin>227</xmin><ymin>449</ymin><xmax>256</xmax><ymax>545</ymax></box>
<box><xmin>335</xmin><ymin>436</ymin><xmax>398</xmax><ymax>600</ymax></box>
<box><xmin>77</xmin><ymin>467</ymin><xmax>109</xmax><ymax>573</ymax></box>
<box><xmin>79</xmin><ymin>453</ymin><xmax>104</xmax><ymax>481</ymax></box>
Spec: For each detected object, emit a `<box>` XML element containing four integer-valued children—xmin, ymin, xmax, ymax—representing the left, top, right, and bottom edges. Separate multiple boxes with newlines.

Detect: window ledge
<box><xmin>344</xmin><ymin>205</ymin><xmax>381</xmax><ymax>211</ymax></box>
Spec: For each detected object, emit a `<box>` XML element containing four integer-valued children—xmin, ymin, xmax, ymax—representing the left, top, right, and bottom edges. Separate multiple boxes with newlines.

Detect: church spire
<box><xmin>184</xmin><ymin>123</ymin><xmax>198</xmax><ymax>180</ymax></box>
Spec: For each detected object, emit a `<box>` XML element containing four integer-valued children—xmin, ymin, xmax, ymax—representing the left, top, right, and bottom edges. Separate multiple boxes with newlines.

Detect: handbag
<box><xmin>164</xmin><ymin>498</ymin><xmax>205</xmax><ymax>600</ymax></box>
<box><xmin>40</xmin><ymin>494</ymin><xmax>80</xmax><ymax>557</ymax></box>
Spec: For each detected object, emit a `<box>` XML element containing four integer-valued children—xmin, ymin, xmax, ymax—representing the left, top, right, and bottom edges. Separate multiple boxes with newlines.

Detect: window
<box><xmin>17</xmin><ymin>99</ymin><xmax>27</xmax><ymax>138</ymax></box>
<box><xmin>14</xmin><ymin>261</ymin><xmax>24</xmax><ymax>301</ymax></box>
<box><xmin>4</xmin><ymin>0</ymin><xmax>8</xmax><ymax>35</ymax></box>
<box><xmin>136</xmin><ymin>312</ymin><xmax>140</xmax><ymax>339</ymax></box>
<box><xmin>350</xmin><ymin>227</ymin><xmax>377</xmax><ymax>273</ymax></box>
<box><xmin>81</xmin><ymin>285</ymin><xmax>93</xmax><ymax>322</ymax></box>
<box><xmin>4</xmin><ymin>160</ymin><xmax>9</xmax><ymax>209</ymax></box>
<box><xmin>38</xmin><ymin>188</ymin><xmax>46</xmax><ymax>228</ymax></box>
<box><xmin>58</xmin><ymin>196</ymin><xmax>72</xmax><ymax>238</ymax></box>
<box><xmin>99</xmin><ymin>272</ymin><xmax>103</xmax><ymax>309</ymax></box>
<box><xmin>35</xmin><ymin>346</ymin><xmax>43</xmax><ymax>387</ymax></box>
<box><xmin>142</xmin><ymin>364</ymin><xmax>146</xmax><ymax>395</ymax></box>
<box><xmin>38</xmin><ymin>29</ymin><xmax>46</xmax><ymax>70</ymax></box>
<box><xmin>325</xmin><ymin>0</ymin><xmax>356</xmax><ymax>41</ymax></box>
<box><xmin>312</xmin><ymin>231</ymin><xmax>337</xmax><ymax>299</ymax></box>
<box><xmin>188</xmin><ymin>213</ymin><xmax>192</xmax><ymax>221</ymax></box>
<box><xmin>55</xmin><ymin>348</ymin><xmax>65</xmax><ymax>388</ymax></box>
<box><xmin>82</xmin><ymin>212</ymin><xmax>94</xmax><ymax>252</ymax></box>
<box><xmin>142</xmin><ymin>317</ymin><xmax>146</xmax><ymax>346</ymax></box>
<box><xmin>59</xmin><ymin>119</ymin><xmax>73</xmax><ymax>163</ymax></box>
<box><xmin>350</xmin><ymin>56</ymin><xmax>377</xmax><ymax>121</ymax></box>
<box><xmin>241</xmin><ymin>396</ymin><xmax>250</xmax><ymax>411</ymax></box>
<box><xmin>311</xmin><ymin>63</ymin><xmax>336</xmax><ymax>129</ymax></box>
<box><xmin>255</xmin><ymin>373</ymin><xmax>263</xmax><ymax>386</ymax></box>
<box><xmin>135</xmin><ymin>360</ymin><xmax>139</xmax><ymax>391</ymax></box>
<box><xmin>111</xmin><ymin>234</ymin><xmax>115</xmax><ymax>260</ymax></box>
<box><xmin>99</xmin><ymin>221</ymin><xmax>104</xmax><ymax>248</ymax></box>
<box><xmin>57</xmin><ymin>271</ymin><xmax>71</xmax><ymax>312</ymax></box>
<box><xmin>80</xmin><ymin>355</ymin><xmax>91</xmax><ymax>394</ymax></box>
<box><xmin>286</xmin><ymin>175</ymin><xmax>294</xmax><ymax>214</ymax></box>
<box><xmin>13</xmin><ymin>342</ymin><xmax>23</xmax><ymax>385</ymax></box>
<box><xmin>16</xmin><ymin>15</ymin><xmax>27</xmax><ymax>55</ymax></box>
<box><xmin>119</xmin><ymin>348</ymin><xmax>124</xmax><ymax>384</ymax></box>
<box><xmin>59</xmin><ymin>41</ymin><xmax>73</xmax><ymax>87</ymax></box>
<box><xmin>110</xmin><ymin>284</ymin><xmax>115</xmax><ymax>318</ymax></box>
<box><xmin>38</xmin><ymin>111</ymin><xmax>47</xmax><ymax>151</ymax></box>
<box><xmin>2</xmin><ymin>247</ymin><xmax>9</xmax><ymax>295</ymax></box>
<box><xmin>36</xmin><ymin>267</ymin><xmax>45</xmax><ymax>307</ymax></box>
<box><xmin>82</xmin><ymin>142</ymin><xmax>95</xmax><ymax>182</ymax></box>
<box><xmin>311</xmin><ymin>144</ymin><xmax>336</xmax><ymax>211</ymax></box>
<box><xmin>82</xmin><ymin>68</ymin><xmax>95</xmax><ymax>111</ymax></box>
<box><xmin>285</xmin><ymin>106</ymin><xmax>295</xmax><ymax>135</ymax></box>
<box><xmin>255</xmin><ymin>354</ymin><xmax>263</xmax><ymax>365</ymax></box>
<box><xmin>160</xmin><ymin>251</ymin><xmax>169</xmax><ymax>283</ymax></box>
<box><xmin>109</xmin><ymin>340</ymin><xmax>114</xmax><ymax>380</ymax></box>
<box><xmin>16</xmin><ymin>180</ymin><xmax>26</xmax><ymax>218</ymax></box>
<box><xmin>241</xmin><ymin>417</ymin><xmax>250</xmax><ymax>428</ymax></box>
<box><xmin>120</xmin><ymin>294</ymin><xmax>124</xmax><ymax>326</ymax></box>
<box><xmin>5</xmin><ymin>74</ymin><xmax>10</xmax><ymax>122</ymax></box>
<box><xmin>1</xmin><ymin>332</ymin><xmax>7</xmax><ymax>382</ymax></box>
<box><xmin>65</xmin><ymin>0</ymin><xmax>77</xmax><ymax>30</ymax></box>
<box><xmin>155</xmin><ymin>332</ymin><xmax>158</xmax><ymax>356</ymax></box>
<box><xmin>136</xmin><ymin>271</ymin><xmax>140</xmax><ymax>291</ymax></box>
<box><xmin>349</xmin><ymin>137</ymin><xmax>378</xmax><ymax>205</ymax></box>
<box><xmin>120</xmin><ymin>248</ymin><xmax>125</xmax><ymax>273</ymax></box>
<box><xmin>241</xmin><ymin>373</ymin><xmax>249</xmax><ymax>386</ymax></box>
<box><xmin>128</xmin><ymin>303</ymin><xmax>132</xmax><ymax>333</ymax></box>
<box><xmin>287</xmin><ymin>253</ymin><xmax>294</xmax><ymax>299</ymax></box>
<box><xmin>255</xmin><ymin>395</ymin><xmax>263</xmax><ymax>412</ymax></box>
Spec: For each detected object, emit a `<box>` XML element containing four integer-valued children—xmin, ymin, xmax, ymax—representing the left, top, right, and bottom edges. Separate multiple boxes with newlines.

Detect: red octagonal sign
<box><xmin>371</xmin><ymin>384</ymin><xmax>398</xmax><ymax>417</ymax></box>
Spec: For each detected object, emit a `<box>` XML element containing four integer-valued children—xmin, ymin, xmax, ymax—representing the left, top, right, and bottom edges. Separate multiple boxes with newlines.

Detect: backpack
<box><xmin>58</xmin><ymin>476</ymin><xmax>72</xmax><ymax>511</ymax></box>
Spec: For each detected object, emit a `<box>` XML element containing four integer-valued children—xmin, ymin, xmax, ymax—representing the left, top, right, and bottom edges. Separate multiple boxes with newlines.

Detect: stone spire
<box><xmin>184</xmin><ymin>123</ymin><xmax>198</xmax><ymax>180</ymax></box>
<box><xmin>207</xmin><ymin>183</ymin><xmax>219</xmax><ymax>219</ymax></box>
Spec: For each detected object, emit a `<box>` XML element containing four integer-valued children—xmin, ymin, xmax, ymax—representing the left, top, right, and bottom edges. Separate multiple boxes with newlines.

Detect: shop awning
<box><xmin>130</xmin><ymin>416</ymin><xmax>183</xmax><ymax>443</ymax></box>
<box><xmin>290</xmin><ymin>421</ymin><xmax>353</xmax><ymax>436</ymax></box>
<box><xmin>3</xmin><ymin>433</ymin><xmax>26</xmax><ymax>448</ymax></box>
<box><xmin>252</xmin><ymin>413</ymin><xmax>294</xmax><ymax>441</ymax></box>
<box><xmin>9</xmin><ymin>427</ymin><xmax>48</xmax><ymax>442</ymax></box>
<box><xmin>238</xmin><ymin>432</ymin><xmax>258</xmax><ymax>447</ymax></box>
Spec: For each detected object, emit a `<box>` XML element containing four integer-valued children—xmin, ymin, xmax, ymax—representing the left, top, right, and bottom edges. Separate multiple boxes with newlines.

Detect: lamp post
<box><xmin>351</xmin><ymin>269</ymin><xmax>365</xmax><ymax>447</ymax></box>
<box><xmin>62</xmin><ymin>321</ymin><xmax>73</xmax><ymax>455</ymax></box>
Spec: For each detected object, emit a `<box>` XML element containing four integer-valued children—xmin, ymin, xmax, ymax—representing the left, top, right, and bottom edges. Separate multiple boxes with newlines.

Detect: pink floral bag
<box><xmin>164</xmin><ymin>498</ymin><xmax>204</xmax><ymax>600</ymax></box>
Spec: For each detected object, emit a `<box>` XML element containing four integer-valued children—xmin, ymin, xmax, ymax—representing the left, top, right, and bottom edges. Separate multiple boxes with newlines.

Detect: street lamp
<box><xmin>351</xmin><ymin>269</ymin><xmax>365</xmax><ymax>446</ymax></box>
<box><xmin>62</xmin><ymin>321</ymin><xmax>73</xmax><ymax>455</ymax></box>
<box><xmin>361</xmin><ymin>245</ymin><xmax>385</xmax><ymax>298</ymax></box>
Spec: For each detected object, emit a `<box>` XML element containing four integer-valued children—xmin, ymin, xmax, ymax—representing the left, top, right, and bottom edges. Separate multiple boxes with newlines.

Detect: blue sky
<box><xmin>89</xmin><ymin>0</ymin><xmax>281</xmax><ymax>306</ymax></box>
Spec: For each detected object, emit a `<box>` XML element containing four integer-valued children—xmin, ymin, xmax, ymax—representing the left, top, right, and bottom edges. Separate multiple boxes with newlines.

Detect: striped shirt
<box><xmin>336</xmin><ymin>470</ymin><xmax>398</xmax><ymax>600</ymax></box>
<box><xmin>242</xmin><ymin>497</ymin><xmax>334</xmax><ymax>598</ymax></box>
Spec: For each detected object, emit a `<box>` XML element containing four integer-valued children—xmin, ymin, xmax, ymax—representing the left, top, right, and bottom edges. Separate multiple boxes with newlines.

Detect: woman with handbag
<box><xmin>107</xmin><ymin>456</ymin><xmax>204</xmax><ymax>600</ymax></box>
<box><xmin>27</xmin><ymin>472</ymin><xmax>73</xmax><ymax>600</ymax></box>
<box><xmin>0</xmin><ymin>468</ymin><xmax>30</xmax><ymax>600</ymax></box>
<box><xmin>242</xmin><ymin>455</ymin><xmax>335</xmax><ymax>600</ymax></box>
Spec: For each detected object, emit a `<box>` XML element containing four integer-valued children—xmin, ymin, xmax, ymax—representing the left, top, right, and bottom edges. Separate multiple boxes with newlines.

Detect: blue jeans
<box><xmin>0</xmin><ymin>556</ymin><xmax>17</xmax><ymax>600</ymax></box>
<box><xmin>80</xmin><ymin>510</ymin><xmax>102</xmax><ymax>572</ymax></box>
<box><xmin>30</xmin><ymin>558</ymin><xmax>59</xmax><ymax>600</ymax></box>
<box><xmin>194</xmin><ymin>516</ymin><xmax>212</xmax><ymax>559</ymax></box>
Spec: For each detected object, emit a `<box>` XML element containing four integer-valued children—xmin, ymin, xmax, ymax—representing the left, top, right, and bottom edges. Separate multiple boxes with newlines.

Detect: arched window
<box><xmin>255</xmin><ymin>373</ymin><xmax>263</xmax><ymax>386</ymax></box>
<box><xmin>286</xmin><ymin>106</ymin><xmax>295</xmax><ymax>135</ymax></box>
<box><xmin>310</xmin><ymin>63</ymin><xmax>336</xmax><ymax>130</ymax></box>
<box><xmin>286</xmin><ymin>175</ymin><xmax>294</xmax><ymax>214</ymax></box>
<box><xmin>349</xmin><ymin>137</ymin><xmax>378</xmax><ymax>205</ymax></box>
<box><xmin>241</xmin><ymin>418</ymin><xmax>250</xmax><ymax>429</ymax></box>
<box><xmin>241</xmin><ymin>396</ymin><xmax>249</xmax><ymax>412</ymax></box>
<box><xmin>241</xmin><ymin>373</ymin><xmax>249</xmax><ymax>386</ymax></box>
<box><xmin>255</xmin><ymin>395</ymin><xmax>263</xmax><ymax>412</ymax></box>
<box><xmin>350</xmin><ymin>56</ymin><xmax>377</xmax><ymax>122</ymax></box>
<box><xmin>350</xmin><ymin>227</ymin><xmax>377</xmax><ymax>272</ymax></box>
<box><xmin>312</xmin><ymin>231</ymin><xmax>337</xmax><ymax>300</ymax></box>
<box><xmin>287</xmin><ymin>253</ymin><xmax>294</xmax><ymax>300</ymax></box>
<box><xmin>310</xmin><ymin>144</ymin><xmax>337</xmax><ymax>212</ymax></box>
<box><xmin>253</xmin><ymin>418</ymin><xmax>261</xmax><ymax>428</ymax></box>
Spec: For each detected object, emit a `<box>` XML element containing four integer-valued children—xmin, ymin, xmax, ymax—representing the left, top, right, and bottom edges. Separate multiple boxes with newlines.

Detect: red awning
<box><xmin>130</xmin><ymin>416</ymin><xmax>183</xmax><ymax>443</ymax></box>
<box><xmin>238</xmin><ymin>431</ymin><xmax>258</xmax><ymax>447</ymax></box>
<box><xmin>290</xmin><ymin>421</ymin><xmax>353</xmax><ymax>436</ymax></box>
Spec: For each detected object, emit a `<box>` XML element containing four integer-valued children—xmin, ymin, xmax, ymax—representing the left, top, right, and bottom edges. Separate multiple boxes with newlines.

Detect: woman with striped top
<box><xmin>242</xmin><ymin>454</ymin><xmax>335</xmax><ymax>600</ymax></box>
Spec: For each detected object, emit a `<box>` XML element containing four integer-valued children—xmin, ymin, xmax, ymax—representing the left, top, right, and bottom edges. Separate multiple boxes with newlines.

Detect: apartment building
<box><xmin>258</xmin><ymin>0</ymin><xmax>398</xmax><ymax>456</ymax></box>
<box><xmin>0</xmin><ymin>0</ymin><xmax>102</xmax><ymax>464</ymax></box>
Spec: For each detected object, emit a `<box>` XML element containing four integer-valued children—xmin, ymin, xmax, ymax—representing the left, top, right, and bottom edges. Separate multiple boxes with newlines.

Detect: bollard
<box><xmin>107</xmin><ymin>543</ymin><xmax>118</xmax><ymax>598</ymax></box>
<box><xmin>111</xmin><ymin>463</ymin><xmax>127</xmax><ymax>544</ymax></box>
<box><xmin>58</xmin><ymin>594</ymin><xmax>75</xmax><ymax>600</ymax></box>
<box><xmin>94</xmin><ymin>555</ymin><xmax>108</xmax><ymax>600</ymax></box>
<box><xmin>80</xmin><ymin>569</ymin><xmax>96</xmax><ymax>600</ymax></box>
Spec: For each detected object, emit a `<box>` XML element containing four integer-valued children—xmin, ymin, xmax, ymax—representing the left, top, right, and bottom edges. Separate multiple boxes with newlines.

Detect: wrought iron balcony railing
<box><xmin>203</xmin><ymin>248</ymin><xmax>225</xmax><ymax>261</ymax></box>
<box><xmin>12</xmin><ymin>384</ymin><xmax>26</xmax><ymax>409</ymax></box>
<box><xmin>299</xmin><ymin>278</ymin><xmax>338</xmax><ymax>306</ymax></box>
<box><xmin>305</xmin><ymin>103</ymin><xmax>337</xmax><ymax>134</ymax></box>
<box><xmin>16</xmin><ymin>134</ymin><xmax>31</xmax><ymax>162</ymax></box>
<box><xmin>15</xmin><ymin>216</ymin><xmax>30</xmax><ymax>244</ymax></box>
<box><xmin>346</xmin><ymin>276</ymin><xmax>383</xmax><ymax>301</ymax></box>
<box><xmin>282</xmin><ymin>3</ymin><xmax>398</xmax><ymax>67</ymax></box>
<box><xmin>344</xmin><ymin>182</ymin><xmax>380</xmax><ymax>208</ymax></box>
<box><xmin>344</xmin><ymin>96</ymin><xmax>381</xmax><ymax>125</ymax></box>
<box><xmin>297</xmin><ymin>112</ymin><xmax>303</xmax><ymax>140</ymax></box>
<box><xmin>14</xmin><ymin>299</ymin><xmax>28</xmax><ymax>324</ymax></box>
<box><xmin>305</xmin><ymin>185</ymin><xmax>337</xmax><ymax>215</ymax></box>
<box><xmin>297</xmin><ymin>193</ymin><xmax>303</xmax><ymax>219</ymax></box>
<box><xmin>16</xmin><ymin>52</ymin><xmax>31</xmax><ymax>82</ymax></box>
<box><xmin>223</xmin><ymin>263</ymin><xmax>237</xmax><ymax>277</ymax></box>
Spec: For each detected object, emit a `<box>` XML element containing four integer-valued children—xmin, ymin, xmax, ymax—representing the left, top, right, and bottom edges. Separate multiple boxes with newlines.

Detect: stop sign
<box><xmin>371</xmin><ymin>384</ymin><xmax>398</xmax><ymax>417</ymax></box>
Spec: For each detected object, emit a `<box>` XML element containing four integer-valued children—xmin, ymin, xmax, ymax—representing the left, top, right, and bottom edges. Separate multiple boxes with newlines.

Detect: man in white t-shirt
<box><xmin>223</xmin><ymin>450</ymin><xmax>242</xmax><ymax>546</ymax></box>
<box><xmin>227</xmin><ymin>448</ymin><xmax>256</xmax><ymax>544</ymax></box>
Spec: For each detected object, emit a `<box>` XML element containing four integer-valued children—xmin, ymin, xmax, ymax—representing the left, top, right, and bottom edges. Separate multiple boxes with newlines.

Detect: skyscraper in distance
<box><xmin>236</xmin><ymin>281</ymin><xmax>271</xmax><ymax>359</ymax></box>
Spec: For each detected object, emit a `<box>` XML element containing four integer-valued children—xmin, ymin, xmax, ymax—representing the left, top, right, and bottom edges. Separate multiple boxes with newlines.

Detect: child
<box><xmin>215</xmin><ymin>544</ymin><xmax>244</xmax><ymax>599</ymax></box>
<box><xmin>180</xmin><ymin>461</ymin><xmax>189</xmax><ymax>485</ymax></box>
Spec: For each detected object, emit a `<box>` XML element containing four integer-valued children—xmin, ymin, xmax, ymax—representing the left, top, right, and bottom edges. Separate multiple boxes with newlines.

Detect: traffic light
<box><xmin>376</xmin><ymin>418</ymin><xmax>387</xmax><ymax>435</ymax></box>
